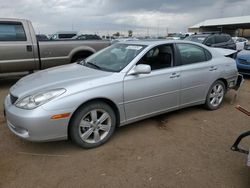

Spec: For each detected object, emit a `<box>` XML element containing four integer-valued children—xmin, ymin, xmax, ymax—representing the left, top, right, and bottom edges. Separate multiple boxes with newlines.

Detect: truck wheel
<box><xmin>69</xmin><ymin>102</ymin><xmax>116</xmax><ymax>148</ymax></box>
<box><xmin>204</xmin><ymin>80</ymin><xmax>225</xmax><ymax>110</ymax></box>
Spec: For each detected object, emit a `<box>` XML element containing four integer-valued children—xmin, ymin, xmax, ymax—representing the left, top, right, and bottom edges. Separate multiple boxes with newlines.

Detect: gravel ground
<box><xmin>0</xmin><ymin>76</ymin><xmax>250</xmax><ymax>188</ymax></box>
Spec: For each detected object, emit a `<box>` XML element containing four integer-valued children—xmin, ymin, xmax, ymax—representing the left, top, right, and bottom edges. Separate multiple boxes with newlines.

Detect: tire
<box><xmin>204</xmin><ymin>80</ymin><xmax>226</xmax><ymax>110</ymax></box>
<box><xmin>69</xmin><ymin>102</ymin><xmax>116</xmax><ymax>149</ymax></box>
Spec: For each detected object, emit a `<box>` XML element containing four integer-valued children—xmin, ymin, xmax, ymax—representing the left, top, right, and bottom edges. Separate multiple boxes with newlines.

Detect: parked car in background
<box><xmin>232</xmin><ymin>37</ymin><xmax>248</xmax><ymax>51</ymax></box>
<box><xmin>166</xmin><ymin>33</ymin><xmax>186</xmax><ymax>40</ymax></box>
<box><xmin>72</xmin><ymin>34</ymin><xmax>102</xmax><ymax>40</ymax></box>
<box><xmin>36</xmin><ymin>34</ymin><xmax>49</xmax><ymax>41</ymax></box>
<box><xmin>236</xmin><ymin>44</ymin><xmax>250</xmax><ymax>75</ymax></box>
<box><xmin>185</xmin><ymin>33</ymin><xmax>236</xmax><ymax>50</ymax></box>
<box><xmin>0</xmin><ymin>18</ymin><xmax>111</xmax><ymax>73</ymax></box>
<box><xmin>49</xmin><ymin>31</ymin><xmax>77</xmax><ymax>40</ymax></box>
<box><xmin>4</xmin><ymin>40</ymin><xmax>239</xmax><ymax>148</ymax></box>
<box><xmin>111</xmin><ymin>37</ymin><xmax>139</xmax><ymax>44</ymax></box>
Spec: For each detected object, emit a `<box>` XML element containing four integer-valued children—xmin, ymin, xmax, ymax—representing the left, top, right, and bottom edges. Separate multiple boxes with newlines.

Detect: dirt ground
<box><xmin>0</xmin><ymin>75</ymin><xmax>250</xmax><ymax>188</ymax></box>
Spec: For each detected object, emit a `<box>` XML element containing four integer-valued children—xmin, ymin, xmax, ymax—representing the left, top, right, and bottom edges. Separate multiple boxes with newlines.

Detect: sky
<box><xmin>0</xmin><ymin>0</ymin><xmax>249</xmax><ymax>36</ymax></box>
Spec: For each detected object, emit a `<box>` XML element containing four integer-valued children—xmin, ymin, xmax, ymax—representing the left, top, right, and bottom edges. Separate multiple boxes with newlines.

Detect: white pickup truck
<box><xmin>0</xmin><ymin>18</ymin><xmax>111</xmax><ymax>73</ymax></box>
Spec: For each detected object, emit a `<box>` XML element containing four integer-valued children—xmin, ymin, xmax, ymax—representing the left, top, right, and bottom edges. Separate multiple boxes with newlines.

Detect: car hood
<box><xmin>237</xmin><ymin>50</ymin><xmax>250</xmax><ymax>60</ymax></box>
<box><xmin>10</xmin><ymin>63</ymin><xmax>114</xmax><ymax>98</ymax></box>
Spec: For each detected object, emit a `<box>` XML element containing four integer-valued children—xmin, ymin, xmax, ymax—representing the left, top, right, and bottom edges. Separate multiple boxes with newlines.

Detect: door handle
<box><xmin>170</xmin><ymin>72</ymin><xmax>180</xmax><ymax>78</ymax></box>
<box><xmin>209</xmin><ymin>66</ymin><xmax>217</xmax><ymax>71</ymax></box>
<box><xmin>26</xmin><ymin>45</ymin><xmax>32</xmax><ymax>52</ymax></box>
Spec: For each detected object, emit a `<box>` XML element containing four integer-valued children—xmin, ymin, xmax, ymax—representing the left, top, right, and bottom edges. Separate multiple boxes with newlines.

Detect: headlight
<box><xmin>15</xmin><ymin>89</ymin><xmax>66</xmax><ymax>110</ymax></box>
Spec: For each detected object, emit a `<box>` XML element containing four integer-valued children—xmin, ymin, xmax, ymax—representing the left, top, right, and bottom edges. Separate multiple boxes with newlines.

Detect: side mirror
<box><xmin>128</xmin><ymin>64</ymin><xmax>151</xmax><ymax>75</ymax></box>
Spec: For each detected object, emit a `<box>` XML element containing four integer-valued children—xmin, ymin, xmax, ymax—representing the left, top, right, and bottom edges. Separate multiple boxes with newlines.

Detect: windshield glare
<box><xmin>85</xmin><ymin>43</ymin><xmax>146</xmax><ymax>72</ymax></box>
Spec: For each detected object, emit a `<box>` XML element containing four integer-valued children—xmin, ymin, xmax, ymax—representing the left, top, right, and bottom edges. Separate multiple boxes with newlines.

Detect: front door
<box><xmin>123</xmin><ymin>44</ymin><xmax>181</xmax><ymax>122</ymax></box>
<box><xmin>0</xmin><ymin>21</ymin><xmax>36</xmax><ymax>73</ymax></box>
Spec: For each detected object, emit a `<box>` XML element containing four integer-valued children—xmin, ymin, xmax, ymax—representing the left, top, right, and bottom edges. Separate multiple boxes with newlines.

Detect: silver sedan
<box><xmin>4</xmin><ymin>40</ymin><xmax>239</xmax><ymax>148</ymax></box>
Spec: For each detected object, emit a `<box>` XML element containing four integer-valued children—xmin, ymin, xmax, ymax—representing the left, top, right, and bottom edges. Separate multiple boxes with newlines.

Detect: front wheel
<box><xmin>204</xmin><ymin>80</ymin><xmax>226</xmax><ymax>110</ymax></box>
<box><xmin>69</xmin><ymin>102</ymin><xmax>116</xmax><ymax>148</ymax></box>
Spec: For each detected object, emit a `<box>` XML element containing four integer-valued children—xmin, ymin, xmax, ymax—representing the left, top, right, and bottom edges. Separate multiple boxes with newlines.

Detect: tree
<box><xmin>128</xmin><ymin>30</ymin><xmax>133</xmax><ymax>37</ymax></box>
<box><xmin>113</xmin><ymin>32</ymin><xmax>120</xmax><ymax>37</ymax></box>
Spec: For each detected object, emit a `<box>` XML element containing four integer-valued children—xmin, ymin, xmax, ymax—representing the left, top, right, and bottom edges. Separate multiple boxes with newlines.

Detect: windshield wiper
<box><xmin>85</xmin><ymin>61</ymin><xmax>102</xmax><ymax>70</ymax></box>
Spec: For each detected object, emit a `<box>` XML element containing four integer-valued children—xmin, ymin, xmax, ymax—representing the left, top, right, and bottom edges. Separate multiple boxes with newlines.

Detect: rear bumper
<box><xmin>231</xmin><ymin>74</ymin><xmax>244</xmax><ymax>90</ymax></box>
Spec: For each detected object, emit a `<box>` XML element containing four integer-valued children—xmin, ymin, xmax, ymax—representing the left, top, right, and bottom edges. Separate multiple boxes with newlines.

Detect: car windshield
<box><xmin>168</xmin><ymin>33</ymin><xmax>183</xmax><ymax>37</ymax></box>
<box><xmin>82</xmin><ymin>43</ymin><xmax>146</xmax><ymax>72</ymax></box>
<box><xmin>185</xmin><ymin>35</ymin><xmax>208</xmax><ymax>43</ymax></box>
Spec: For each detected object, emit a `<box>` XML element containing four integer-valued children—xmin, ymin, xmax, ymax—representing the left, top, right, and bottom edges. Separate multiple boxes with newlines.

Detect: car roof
<box><xmin>190</xmin><ymin>34</ymin><xmax>210</xmax><ymax>37</ymax></box>
<box><xmin>119</xmin><ymin>39</ymin><xmax>205</xmax><ymax>47</ymax></box>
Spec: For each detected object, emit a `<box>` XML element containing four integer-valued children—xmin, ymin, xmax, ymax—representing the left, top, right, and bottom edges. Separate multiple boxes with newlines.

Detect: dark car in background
<box><xmin>72</xmin><ymin>34</ymin><xmax>102</xmax><ymax>40</ymax></box>
<box><xmin>36</xmin><ymin>34</ymin><xmax>49</xmax><ymax>41</ymax></box>
<box><xmin>185</xmin><ymin>33</ymin><xmax>236</xmax><ymax>50</ymax></box>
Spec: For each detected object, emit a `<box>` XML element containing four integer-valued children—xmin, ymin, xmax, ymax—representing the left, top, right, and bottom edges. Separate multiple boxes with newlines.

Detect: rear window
<box><xmin>0</xmin><ymin>22</ymin><xmax>26</xmax><ymax>41</ymax></box>
<box><xmin>215</xmin><ymin>35</ymin><xmax>230</xmax><ymax>43</ymax></box>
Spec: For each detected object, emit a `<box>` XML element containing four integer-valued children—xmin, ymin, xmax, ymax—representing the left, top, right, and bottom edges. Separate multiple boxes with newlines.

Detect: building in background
<box><xmin>188</xmin><ymin>16</ymin><xmax>250</xmax><ymax>38</ymax></box>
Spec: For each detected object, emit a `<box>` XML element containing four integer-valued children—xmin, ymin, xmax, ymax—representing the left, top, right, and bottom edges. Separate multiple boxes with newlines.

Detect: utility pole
<box><xmin>157</xmin><ymin>23</ymin><xmax>160</xmax><ymax>37</ymax></box>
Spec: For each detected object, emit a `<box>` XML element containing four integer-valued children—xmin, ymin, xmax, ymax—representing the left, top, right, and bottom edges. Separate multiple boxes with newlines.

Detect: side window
<box><xmin>177</xmin><ymin>43</ymin><xmax>207</xmax><ymax>65</ymax></box>
<box><xmin>137</xmin><ymin>45</ymin><xmax>174</xmax><ymax>70</ymax></box>
<box><xmin>0</xmin><ymin>22</ymin><xmax>26</xmax><ymax>41</ymax></box>
<box><xmin>215</xmin><ymin>35</ymin><xmax>227</xmax><ymax>43</ymax></box>
<box><xmin>205</xmin><ymin>37</ymin><xmax>214</xmax><ymax>45</ymax></box>
<box><xmin>205</xmin><ymin>49</ymin><xmax>212</xmax><ymax>61</ymax></box>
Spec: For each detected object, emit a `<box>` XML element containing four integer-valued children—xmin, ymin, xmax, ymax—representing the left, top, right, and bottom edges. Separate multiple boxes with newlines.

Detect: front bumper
<box><xmin>4</xmin><ymin>94</ymin><xmax>73</xmax><ymax>142</ymax></box>
<box><xmin>236</xmin><ymin>60</ymin><xmax>250</xmax><ymax>75</ymax></box>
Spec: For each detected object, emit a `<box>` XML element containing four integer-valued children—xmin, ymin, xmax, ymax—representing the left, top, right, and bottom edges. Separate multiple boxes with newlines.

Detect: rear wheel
<box><xmin>204</xmin><ymin>80</ymin><xmax>226</xmax><ymax>110</ymax></box>
<box><xmin>69</xmin><ymin>102</ymin><xmax>116</xmax><ymax>148</ymax></box>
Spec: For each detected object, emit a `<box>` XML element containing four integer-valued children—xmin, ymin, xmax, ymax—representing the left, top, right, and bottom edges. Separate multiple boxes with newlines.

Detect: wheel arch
<box><xmin>217</xmin><ymin>78</ymin><xmax>228</xmax><ymax>90</ymax></box>
<box><xmin>69</xmin><ymin>46</ymin><xmax>96</xmax><ymax>63</ymax></box>
<box><xmin>67</xmin><ymin>98</ymin><xmax>121</xmax><ymax>139</ymax></box>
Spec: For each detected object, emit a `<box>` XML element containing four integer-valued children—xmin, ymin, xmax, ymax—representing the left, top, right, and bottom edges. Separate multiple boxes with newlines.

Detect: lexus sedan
<box><xmin>4</xmin><ymin>40</ymin><xmax>239</xmax><ymax>148</ymax></box>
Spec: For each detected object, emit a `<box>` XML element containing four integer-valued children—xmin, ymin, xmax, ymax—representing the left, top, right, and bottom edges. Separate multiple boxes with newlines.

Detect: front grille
<box><xmin>10</xmin><ymin>94</ymin><xmax>18</xmax><ymax>104</ymax></box>
<box><xmin>238</xmin><ymin>59</ymin><xmax>250</xmax><ymax>65</ymax></box>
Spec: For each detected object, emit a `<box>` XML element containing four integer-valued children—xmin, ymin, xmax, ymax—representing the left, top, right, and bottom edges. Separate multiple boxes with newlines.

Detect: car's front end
<box><xmin>3</xmin><ymin>62</ymin><xmax>120</xmax><ymax>142</ymax></box>
<box><xmin>4</xmin><ymin>91</ymin><xmax>71</xmax><ymax>141</ymax></box>
<box><xmin>4</xmin><ymin>42</ymin><xmax>147</xmax><ymax>144</ymax></box>
<box><xmin>236</xmin><ymin>50</ymin><xmax>250</xmax><ymax>75</ymax></box>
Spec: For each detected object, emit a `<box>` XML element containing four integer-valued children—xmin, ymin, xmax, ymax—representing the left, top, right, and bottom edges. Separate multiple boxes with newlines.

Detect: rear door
<box><xmin>0</xmin><ymin>20</ymin><xmax>36</xmax><ymax>73</ymax></box>
<box><xmin>176</xmin><ymin>43</ymin><xmax>216</xmax><ymax>107</ymax></box>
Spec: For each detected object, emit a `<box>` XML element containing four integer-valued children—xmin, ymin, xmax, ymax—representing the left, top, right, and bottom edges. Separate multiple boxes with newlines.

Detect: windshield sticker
<box><xmin>126</xmin><ymin>46</ymin><xmax>143</xmax><ymax>50</ymax></box>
